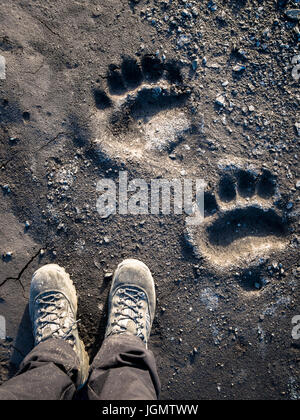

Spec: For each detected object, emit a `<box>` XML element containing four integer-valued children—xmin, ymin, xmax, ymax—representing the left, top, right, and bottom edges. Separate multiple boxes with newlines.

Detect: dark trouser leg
<box><xmin>0</xmin><ymin>338</ymin><xmax>80</xmax><ymax>400</ymax></box>
<box><xmin>87</xmin><ymin>335</ymin><xmax>161</xmax><ymax>400</ymax></box>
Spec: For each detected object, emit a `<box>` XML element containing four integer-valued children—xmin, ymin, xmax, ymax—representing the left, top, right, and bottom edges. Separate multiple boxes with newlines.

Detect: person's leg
<box><xmin>87</xmin><ymin>335</ymin><xmax>160</xmax><ymax>400</ymax></box>
<box><xmin>87</xmin><ymin>259</ymin><xmax>161</xmax><ymax>400</ymax></box>
<box><xmin>0</xmin><ymin>338</ymin><xmax>80</xmax><ymax>400</ymax></box>
<box><xmin>0</xmin><ymin>264</ymin><xmax>89</xmax><ymax>400</ymax></box>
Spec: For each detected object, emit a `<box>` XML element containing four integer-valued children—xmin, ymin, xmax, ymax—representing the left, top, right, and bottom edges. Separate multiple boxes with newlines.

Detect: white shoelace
<box><xmin>33</xmin><ymin>292</ymin><xmax>78</xmax><ymax>348</ymax></box>
<box><xmin>108</xmin><ymin>287</ymin><xmax>150</xmax><ymax>342</ymax></box>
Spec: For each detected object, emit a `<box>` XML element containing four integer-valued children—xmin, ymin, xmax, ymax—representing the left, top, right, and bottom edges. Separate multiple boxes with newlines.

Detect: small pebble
<box><xmin>285</xmin><ymin>9</ymin><xmax>300</xmax><ymax>21</ymax></box>
<box><xmin>104</xmin><ymin>272</ymin><xmax>113</xmax><ymax>280</ymax></box>
<box><xmin>216</xmin><ymin>95</ymin><xmax>226</xmax><ymax>107</ymax></box>
<box><xmin>3</xmin><ymin>251</ymin><xmax>12</xmax><ymax>260</ymax></box>
<box><xmin>233</xmin><ymin>64</ymin><xmax>246</xmax><ymax>72</ymax></box>
<box><xmin>191</xmin><ymin>59</ymin><xmax>198</xmax><ymax>71</ymax></box>
<box><xmin>2</xmin><ymin>185</ymin><xmax>11</xmax><ymax>193</ymax></box>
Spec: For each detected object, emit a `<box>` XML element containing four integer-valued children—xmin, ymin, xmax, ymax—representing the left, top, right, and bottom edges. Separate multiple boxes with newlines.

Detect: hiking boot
<box><xmin>29</xmin><ymin>264</ymin><xmax>89</xmax><ymax>387</ymax></box>
<box><xmin>105</xmin><ymin>259</ymin><xmax>156</xmax><ymax>348</ymax></box>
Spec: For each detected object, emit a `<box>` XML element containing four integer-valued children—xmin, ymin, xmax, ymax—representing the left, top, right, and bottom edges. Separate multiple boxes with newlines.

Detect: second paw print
<box><xmin>186</xmin><ymin>165</ymin><xmax>289</xmax><ymax>272</ymax></box>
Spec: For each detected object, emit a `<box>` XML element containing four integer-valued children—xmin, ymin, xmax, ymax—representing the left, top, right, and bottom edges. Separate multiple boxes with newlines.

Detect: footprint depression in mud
<box><xmin>186</xmin><ymin>166</ymin><xmax>289</xmax><ymax>271</ymax></box>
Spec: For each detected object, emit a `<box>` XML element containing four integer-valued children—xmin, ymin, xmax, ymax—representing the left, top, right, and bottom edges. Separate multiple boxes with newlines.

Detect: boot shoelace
<box><xmin>109</xmin><ymin>287</ymin><xmax>150</xmax><ymax>342</ymax></box>
<box><xmin>33</xmin><ymin>292</ymin><xmax>79</xmax><ymax>350</ymax></box>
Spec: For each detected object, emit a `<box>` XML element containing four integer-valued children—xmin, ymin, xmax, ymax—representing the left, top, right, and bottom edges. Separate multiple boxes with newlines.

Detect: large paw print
<box><xmin>186</xmin><ymin>165</ymin><xmax>289</xmax><ymax>270</ymax></box>
<box><xmin>90</xmin><ymin>55</ymin><xmax>192</xmax><ymax>171</ymax></box>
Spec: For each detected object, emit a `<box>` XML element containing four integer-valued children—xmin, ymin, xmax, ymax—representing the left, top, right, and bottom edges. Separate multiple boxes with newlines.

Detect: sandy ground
<box><xmin>0</xmin><ymin>0</ymin><xmax>299</xmax><ymax>400</ymax></box>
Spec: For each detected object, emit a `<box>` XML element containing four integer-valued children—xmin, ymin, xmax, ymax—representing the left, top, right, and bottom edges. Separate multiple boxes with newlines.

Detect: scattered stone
<box><xmin>2</xmin><ymin>251</ymin><xmax>12</xmax><ymax>260</ymax></box>
<box><xmin>208</xmin><ymin>62</ymin><xmax>220</xmax><ymax>69</ymax></box>
<box><xmin>292</xmin><ymin>56</ymin><xmax>300</xmax><ymax>81</ymax></box>
<box><xmin>104</xmin><ymin>272</ymin><xmax>113</xmax><ymax>280</ymax></box>
<box><xmin>2</xmin><ymin>184</ymin><xmax>11</xmax><ymax>193</ymax></box>
<box><xmin>182</xmin><ymin>9</ymin><xmax>191</xmax><ymax>19</ymax></box>
<box><xmin>285</xmin><ymin>9</ymin><xmax>300</xmax><ymax>21</ymax></box>
<box><xmin>293</xmin><ymin>267</ymin><xmax>300</xmax><ymax>278</ymax></box>
<box><xmin>208</xmin><ymin>1</ymin><xmax>218</xmax><ymax>12</ymax></box>
<box><xmin>191</xmin><ymin>59</ymin><xmax>198</xmax><ymax>71</ymax></box>
<box><xmin>233</xmin><ymin>64</ymin><xmax>246</xmax><ymax>73</ymax></box>
<box><xmin>237</xmin><ymin>49</ymin><xmax>247</xmax><ymax>59</ymax></box>
<box><xmin>177</xmin><ymin>34</ymin><xmax>191</xmax><ymax>48</ymax></box>
<box><xmin>216</xmin><ymin>95</ymin><xmax>226</xmax><ymax>107</ymax></box>
<box><xmin>191</xmin><ymin>7</ymin><xmax>199</xmax><ymax>18</ymax></box>
<box><xmin>57</xmin><ymin>223</ymin><xmax>64</xmax><ymax>231</ymax></box>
